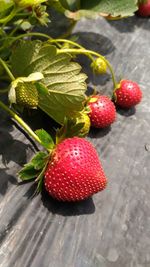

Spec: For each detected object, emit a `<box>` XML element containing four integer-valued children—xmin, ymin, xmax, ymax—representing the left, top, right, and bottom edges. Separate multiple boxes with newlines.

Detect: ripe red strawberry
<box><xmin>137</xmin><ymin>0</ymin><xmax>150</xmax><ymax>17</ymax></box>
<box><xmin>44</xmin><ymin>137</ymin><xmax>107</xmax><ymax>201</ymax></box>
<box><xmin>88</xmin><ymin>95</ymin><xmax>116</xmax><ymax>128</ymax></box>
<box><xmin>114</xmin><ymin>80</ymin><xmax>142</xmax><ymax>109</ymax></box>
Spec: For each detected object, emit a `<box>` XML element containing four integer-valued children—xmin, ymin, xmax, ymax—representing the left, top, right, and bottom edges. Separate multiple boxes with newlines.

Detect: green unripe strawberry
<box><xmin>76</xmin><ymin>112</ymin><xmax>91</xmax><ymax>137</ymax></box>
<box><xmin>9</xmin><ymin>72</ymin><xmax>43</xmax><ymax>108</ymax></box>
<box><xmin>15</xmin><ymin>83</ymin><xmax>38</xmax><ymax>109</ymax></box>
<box><xmin>91</xmin><ymin>58</ymin><xmax>107</xmax><ymax>74</ymax></box>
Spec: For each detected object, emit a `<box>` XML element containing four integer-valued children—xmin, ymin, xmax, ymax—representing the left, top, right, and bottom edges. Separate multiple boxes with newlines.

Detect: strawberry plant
<box><xmin>0</xmin><ymin>0</ymin><xmax>143</xmax><ymax>202</ymax></box>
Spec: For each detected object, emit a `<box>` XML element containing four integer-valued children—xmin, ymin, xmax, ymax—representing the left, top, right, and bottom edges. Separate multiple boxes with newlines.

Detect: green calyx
<box><xmin>91</xmin><ymin>58</ymin><xmax>107</xmax><ymax>74</ymax></box>
<box><xmin>75</xmin><ymin>112</ymin><xmax>91</xmax><ymax>137</ymax></box>
<box><xmin>88</xmin><ymin>96</ymin><xmax>98</xmax><ymax>104</ymax></box>
<box><xmin>18</xmin><ymin>150</ymin><xmax>50</xmax><ymax>193</ymax></box>
<box><xmin>56</xmin><ymin>111</ymin><xmax>91</xmax><ymax>144</ymax></box>
<box><xmin>112</xmin><ymin>81</ymin><xmax>121</xmax><ymax>102</ymax></box>
<box><xmin>18</xmin><ymin>128</ymin><xmax>55</xmax><ymax>193</ymax></box>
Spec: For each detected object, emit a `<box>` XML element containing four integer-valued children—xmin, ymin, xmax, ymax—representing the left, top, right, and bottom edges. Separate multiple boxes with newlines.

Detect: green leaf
<box><xmin>11</xmin><ymin>41</ymin><xmax>42</xmax><ymax>77</ymax></box>
<box><xmin>48</xmin><ymin>0</ymin><xmax>67</xmax><ymax>14</ymax></box>
<box><xmin>59</xmin><ymin>0</ymin><xmax>70</xmax><ymax>9</ymax></box>
<box><xmin>18</xmin><ymin>151</ymin><xmax>48</xmax><ymax>180</ymax></box>
<box><xmin>56</xmin><ymin>115</ymin><xmax>84</xmax><ymax>143</ymax></box>
<box><xmin>59</xmin><ymin>0</ymin><xmax>80</xmax><ymax>10</ymax></box>
<box><xmin>19</xmin><ymin>163</ymin><xmax>38</xmax><ymax>180</ymax></box>
<box><xmin>31</xmin><ymin>151</ymin><xmax>48</xmax><ymax>170</ymax></box>
<box><xmin>36</xmin><ymin>158</ymin><xmax>49</xmax><ymax>193</ymax></box>
<box><xmin>36</xmin><ymin>82</ymin><xmax>85</xmax><ymax>124</ymax></box>
<box><xmin>65</xmin><ymin>0</ymin><xmax>138</xmax><ymax>20</ymax></box>
<box><xmin>11</xmin><ymin>41</ymin><xmax>87</xmax><ymax>124</ymax></box>
<box><xmin>36</xmin><ymin>167</ymin><xmax>45</xmax><ymax>193</ymax></box>
<box><xmin>0</xmin><ymin>0</ymin><xmax>14</xmax><ymax>16</ymax></box>
<box><xmin>35</xmin><ymin>129</ymin><xmax>54</xmax><ymax>150</ymax></box>
<box><xmin>80</xmin><ymin>0</ymin><xmax>138</xmax><ymax>15</ymax></box>
<box><xmin>37</xmin><ymin>172</ymin><xmax>44</xmax><ymax>193</ymax></box>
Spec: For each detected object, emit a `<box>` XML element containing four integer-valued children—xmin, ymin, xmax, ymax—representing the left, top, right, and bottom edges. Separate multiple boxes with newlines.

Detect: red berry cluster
<box><xmin>44</xmin><ymin>79</ymin><xmax>142</xmax><ymax>202</ymax></box>
<box><xmin>87</xmin><ymin>79</ymin><xmax>142</xmax><ymax>129</ymax></box>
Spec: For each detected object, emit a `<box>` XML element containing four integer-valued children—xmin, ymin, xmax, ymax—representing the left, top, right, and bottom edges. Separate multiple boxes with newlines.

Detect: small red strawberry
<box><xmin>88</xmin><ymin>95</ymin><xmax>116</xmax><ymax>128</ymax></box>
<box><xmin>114</xmin><ymin>80</ymin><xmax>142</xmax><ymax>109</ymax></box>
<box><xmin>137</xmin><ymin>0</ymin><xmax>150</xmax><ymax>17</ymax></box>
<box><xmin>44</xmin><ymin>137</ymin><xmax>107</xmax><ymax>201</ymax></box>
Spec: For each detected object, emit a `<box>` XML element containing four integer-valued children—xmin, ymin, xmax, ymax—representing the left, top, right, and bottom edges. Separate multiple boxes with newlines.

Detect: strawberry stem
<box><xmin>49</xmin><ymin>38</ymin><xmax>83</xmax><ymax>48</ymax></box>
<box><xmin>7</xmin><ymin>32</ymin><xmax>52</xmax><ymax>43</ymax></box>
<box><xmin>0</xmin><ymin>88</ymin><xmax>9</xmax><ymax>94</ymax></box>
<box><xmin>0</xmin><ymin>32</ymin><xmax>52</xmax><ymax>53</ymax></box>
<box><xmin>0</xmin><ymin>6</ymin><xmax>18</xmax><ymax>25</ymax></box>
<box><xmin>49</xmin><ymin>39</ymin><xmax>94</xmax><ymax>61</ymax></box>
<box><xmin>0</xmin><ymin>100</ymin><xmax>44</xmax><ymax>148</ymax></box>
<box><xmin>0</xmin><ymin>58</ymin><xmax>15</xmax><ymax>81</ymax></box>
<box><xmin>9</xmin><ymin>19</ymin><xmax>25</xmax><ymax>37</ymax></box>
<box><xmin>57</xmin><ymin>48</ymin><xmax>117</xmax><ymax>88</ymax></box>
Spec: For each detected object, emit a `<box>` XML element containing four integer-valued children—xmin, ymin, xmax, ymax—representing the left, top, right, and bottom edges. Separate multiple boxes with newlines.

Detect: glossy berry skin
<box><xmin>88</xmin><ymin>95</ymin><xmax>116</xmax><ymax>128</ymax></box>
<box><xmin>44</xmin><ymin>137</ymin><xmax>107</xmax><ymax>201</ymax></box>
<box><xmin>114</xmin><ymin>80</ymin><xmax>142</xmax><ymax>109</ymax></box>
<box><xmin>137</xmin><ymin>0</ymin><xmax>150</xmax><ymax>17</ymax></box>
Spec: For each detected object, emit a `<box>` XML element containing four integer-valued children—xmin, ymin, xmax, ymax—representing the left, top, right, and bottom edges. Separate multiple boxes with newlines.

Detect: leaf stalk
<box><xmin>0</xmin><ymin>58</ymin><xmax>15</xmax><ymax>81</ymax></box>
<box><xmin>0</xmin><ymin>100</ymin><xmax>44</xmax><ymax>148</ymax></box>
<box><xmin>57</xmin><ymin>48</ymin><xmax>117</xmax><ymax>88</ymax></box>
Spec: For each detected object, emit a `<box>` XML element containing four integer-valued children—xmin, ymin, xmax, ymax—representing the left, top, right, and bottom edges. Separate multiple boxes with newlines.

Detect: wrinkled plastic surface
<box><xmin>0</xmin><ymin>15</ymin><xmax>150</xmax><ymax>267</ymax></box>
